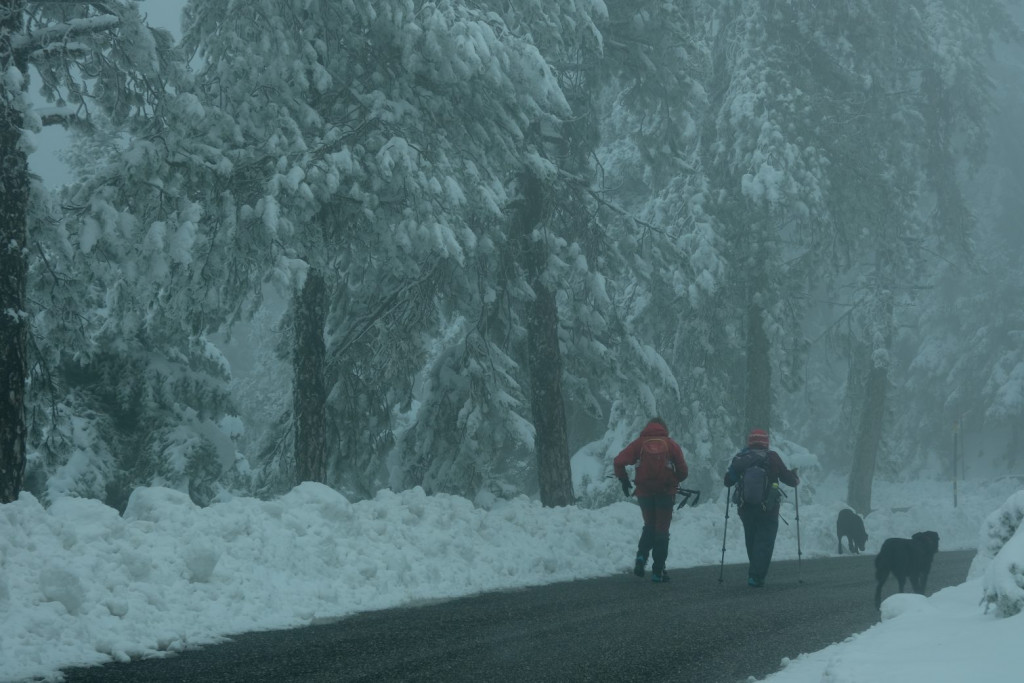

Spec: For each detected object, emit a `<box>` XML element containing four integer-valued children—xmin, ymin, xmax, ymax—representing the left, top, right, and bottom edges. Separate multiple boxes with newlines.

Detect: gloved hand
<box><xmin>620</xmin><ymin>478</ymin><xmax>632</xmax><ymax>497</ymax></box>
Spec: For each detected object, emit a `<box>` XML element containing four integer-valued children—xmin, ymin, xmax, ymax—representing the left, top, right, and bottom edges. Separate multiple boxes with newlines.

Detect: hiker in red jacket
<box><xmin>614</xmin><ymin>417</ymin><xmax>688</xmax><ymax>582</ymax></box>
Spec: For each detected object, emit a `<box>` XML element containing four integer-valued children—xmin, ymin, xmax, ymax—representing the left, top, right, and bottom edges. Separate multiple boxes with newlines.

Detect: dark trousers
<box><xmin>636</xmin><ymin>493</ymin><xmax>675</xmax><ymax>574</ymax></box>
<box><xmin>739</xmin><ymin>505</ymin><xmax>779</xmax><ymax>582</ymax></box>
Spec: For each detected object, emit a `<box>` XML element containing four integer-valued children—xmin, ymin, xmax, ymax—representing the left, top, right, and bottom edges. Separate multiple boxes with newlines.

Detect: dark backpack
<box><xmin>635</xmin><ymin>437</ymin><xmax>678</xmax><ymax>490</ymax></box>
<box><xmin>730</xmin><ymin>449</ymin><xmax>776</xmax><ymax>508</ymax></box>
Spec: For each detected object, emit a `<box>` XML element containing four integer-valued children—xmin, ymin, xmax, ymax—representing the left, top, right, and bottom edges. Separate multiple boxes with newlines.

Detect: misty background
<box><xmin>4</xmin><ymin>0</ymin><xmax>1024</xmax><ymax>513</ymax></box>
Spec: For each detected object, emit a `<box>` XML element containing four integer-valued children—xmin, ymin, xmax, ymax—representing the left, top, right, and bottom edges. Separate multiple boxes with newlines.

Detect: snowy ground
<box><xmin>2</xmin><ymin>472</ymin><xmax>1023</xmax><ymax>682</ymax></box>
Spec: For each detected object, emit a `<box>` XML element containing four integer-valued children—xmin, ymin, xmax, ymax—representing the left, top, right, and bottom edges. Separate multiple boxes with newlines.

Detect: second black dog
<box><xmin>837</xmin><ymin>508</ymin><xmax>867</xmax><ymax>554</ymax></box>
<box><xmin>874</xmin><ymin>530</ymin><xmax>940</xmax><ymax>609</ymax></box>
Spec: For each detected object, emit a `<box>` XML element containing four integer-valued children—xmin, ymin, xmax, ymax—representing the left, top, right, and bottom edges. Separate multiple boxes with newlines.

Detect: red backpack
<box><xmin>635</xmin><ymin>437</ymin><xmax>678</xmax><ymax>489</ymax></box>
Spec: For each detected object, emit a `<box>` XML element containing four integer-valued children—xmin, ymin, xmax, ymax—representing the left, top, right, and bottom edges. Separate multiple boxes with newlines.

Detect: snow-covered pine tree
<box><xmin>593</xmin><ymin>0</ymin><xmax>834</xmax><ymax>482</ymax></box>
<box><xmin>3</xmin><ymin>1</ymin><xmax>218</xmax><ymax>505</ymax></box>
<box><xmin>892</xmin><ymin>3</ymin><xmax>1024</xmax><ymax>477</ymax></box>
<box><xmin>30</xmin><ymin>80</ymin><xmax>251</xmax><ymax>507</ymax></box>
<box><xmin>745</xmin><ymin>0</ymin><xmax>1018</xmax><ymax>511</ymax></box>
<box><xmin>591</xmin><ymin>0</ymin><xmax>729</xmax><ymax>483</ymax></box>
<box><xmin>383</xmin><ymin>0</ymin><xmax>600</xmax><ymax>505</ymax></box>
<box><xmin>180</xmin><ymin>0</ymin><xmax>574</xmax><ymax>499</ymax></box>
<box><xmin>697</xmin><ymin>1</ymin><xmax>837</xmax><ymax>444</ymax></box>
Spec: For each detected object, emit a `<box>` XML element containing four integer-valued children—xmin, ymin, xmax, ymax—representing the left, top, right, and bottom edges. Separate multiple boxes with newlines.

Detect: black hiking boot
<box><xmin>634</xmin><ymin>555</ymin><xmax>646</xmax><ymax>577</ymax></box>
<box><xmin>652</xmin><ymin>570</ymin><xmax>670</xmax><ymax>583</ymax></box>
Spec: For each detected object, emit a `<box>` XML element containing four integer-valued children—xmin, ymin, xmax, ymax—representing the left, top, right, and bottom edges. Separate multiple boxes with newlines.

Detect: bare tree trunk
<box><xmin>1</xmin><ymin>1</ymin><xmax>30</xmax><ymax>504</ymax></box>
<box><xmin>515</xmin><ymin>170</ymin><xmax>574</xmax><ymax>507</ymax></box>
<box><xmin>293</xmin><ymin>269</ymin><xmax>328</xmax><ymax>484</ymax></box>
<box><xmin>847</xmin><ymin>293</ymin><xmax>893</xmax><ymax>515</ymax></box>
<box><xmin>744</xmin><ymin>300</ymin><xmax>772</xmax><ymax>435</ymax></box>
<box><xmin>847</xmin><ymin>356</ymin><xmax>887</xmax><ymax>515</ymax></box>
<box><xmin>527</xmin><ymin>280</ymin><xmax>574</xmax><ymax>507</ymax></box>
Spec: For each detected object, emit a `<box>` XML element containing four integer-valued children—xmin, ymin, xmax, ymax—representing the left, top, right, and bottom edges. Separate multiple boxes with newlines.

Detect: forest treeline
<box><xmin>2</xmin><ymin>1</ymin><xmax>1022</xmax><ymax>512</ymax></box>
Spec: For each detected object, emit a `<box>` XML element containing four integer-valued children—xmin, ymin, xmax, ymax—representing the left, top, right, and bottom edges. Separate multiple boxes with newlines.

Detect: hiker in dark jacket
<box><xmin>724</xmin><ymin>428</ymin><xmax>799</xmax><ymax>587</ymax></box>
<box><xmin>614</xmin><ymin>417</ymin><xmax>688</xmax><ymax>583</ymax></box>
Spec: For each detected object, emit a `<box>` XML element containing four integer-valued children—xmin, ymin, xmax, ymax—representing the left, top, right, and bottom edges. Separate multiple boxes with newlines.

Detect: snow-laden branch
<box><xmin>34</xmin><ymin>104</ymin><xmax>91</xmax><ymax>128</ymax></box>
<box><xmin>10</xmin><ymin>14</ymin><xmax>120</xmax><ymax>55</ymax></box>
<box><xmin>28</xmin><ymin>39</ymin><xmax>91</xmax><ymax>61</ymax></box>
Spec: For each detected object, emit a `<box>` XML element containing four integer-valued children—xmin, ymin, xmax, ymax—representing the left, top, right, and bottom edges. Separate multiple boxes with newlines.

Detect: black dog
<box><xmin>874</xmin><ymin>531</ymin><xmax>940</xmax><ymax>609</ymax></box>
<box><xmin>837</xmin><ymin>508</ymin><xmax>867</xmax><ymax>555</ymax></box>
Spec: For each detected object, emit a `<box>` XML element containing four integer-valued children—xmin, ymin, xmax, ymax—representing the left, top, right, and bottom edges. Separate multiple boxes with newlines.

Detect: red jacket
<box><xmin>614</xmin><ymin>421</ymin><xmax>688</xmax><ymax>495</ymax></box>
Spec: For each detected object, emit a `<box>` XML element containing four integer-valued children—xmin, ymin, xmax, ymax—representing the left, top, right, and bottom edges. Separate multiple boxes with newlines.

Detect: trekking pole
<box><xmin>718</xmin><ymin>486</ymin><xmax>731</xmax><ymax>584</ymax></box>
<box><xmin>795</xmin><ymin>485</ymin><xmax>803</xmax><ymax>584</ymax></box>
<box><xmin>676</xmin><ymin>487</ymin><xmax>701</xmax><ymax>510</ymax></box>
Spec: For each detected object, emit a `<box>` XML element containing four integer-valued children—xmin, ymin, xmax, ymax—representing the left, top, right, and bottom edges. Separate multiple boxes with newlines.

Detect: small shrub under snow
<box><xmin>977</xmin><ymin>490</ymin><xmax>1024</xmax><ymax>617</ymax></box>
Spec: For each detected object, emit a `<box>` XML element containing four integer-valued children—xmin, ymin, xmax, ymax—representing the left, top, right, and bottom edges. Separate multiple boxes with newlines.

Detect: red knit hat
<box><xmin>747</xmin><ymin>429</ymin><xmax>769</xmax><ymax>448</ymax></box>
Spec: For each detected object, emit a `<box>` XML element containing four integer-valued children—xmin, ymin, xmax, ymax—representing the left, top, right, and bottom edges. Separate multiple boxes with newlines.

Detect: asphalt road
<box><xmin>60</xmin><ymin>549</ymin><xmax>975</xmax><ymax>683</ymax></box>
